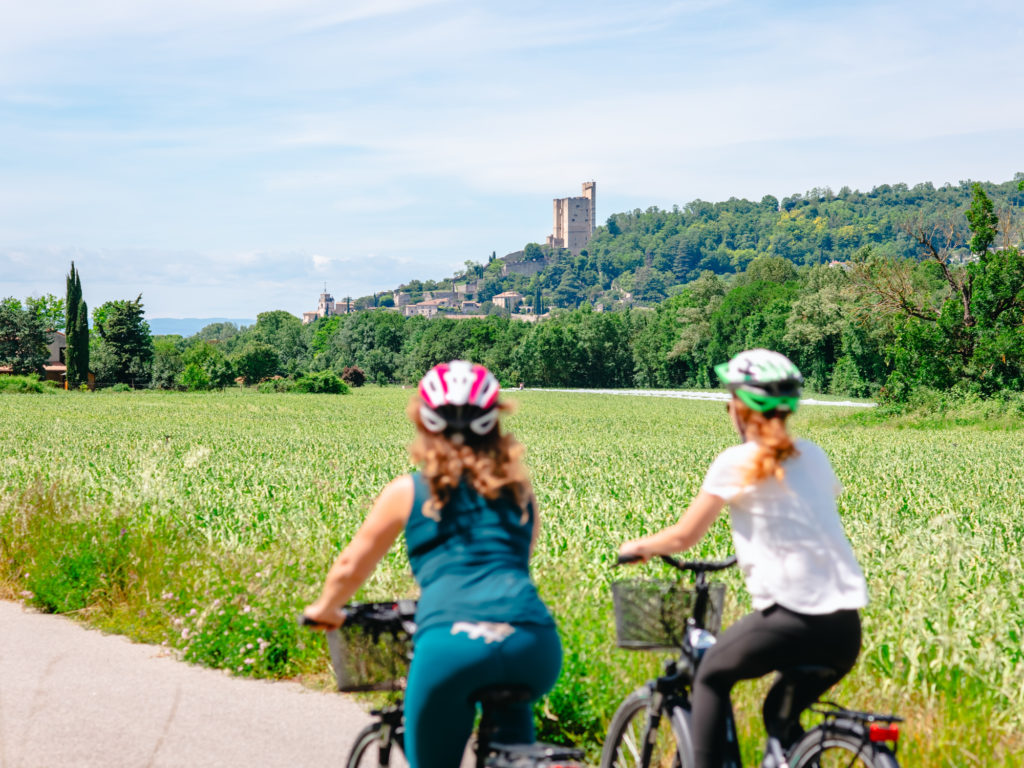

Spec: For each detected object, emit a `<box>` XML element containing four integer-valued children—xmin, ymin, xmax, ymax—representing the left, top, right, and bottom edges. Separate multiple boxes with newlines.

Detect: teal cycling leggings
<box><xmin>403</xmin><ymin>622</ymin><xmax>562</xmax><ymax>768</ymax></box>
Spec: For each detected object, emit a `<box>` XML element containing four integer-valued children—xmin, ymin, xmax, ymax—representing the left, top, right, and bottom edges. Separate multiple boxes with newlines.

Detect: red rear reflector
<box><xmin>869</xmin><ymin>723</ymin><xmax>899</xmax><ymax>742</ymax></box>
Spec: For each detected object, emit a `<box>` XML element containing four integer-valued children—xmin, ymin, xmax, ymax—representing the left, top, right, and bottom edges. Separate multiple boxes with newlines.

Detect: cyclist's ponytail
<box><xmin>734</xmin><ymin>399</ymin><xmax>799</xmax><ymax>484</ymax></box>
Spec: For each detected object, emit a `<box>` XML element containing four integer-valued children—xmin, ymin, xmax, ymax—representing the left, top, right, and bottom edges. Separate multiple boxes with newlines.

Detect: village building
<box><xmin>402</xmin><ymin>299</ymin><xmax>450</xmax><ymax>318</ymax></box>
<box><xmin>492</xmin><ymin>291</ymin><xmax>526</xmax><ymax>311</ymax></box>
<box><xmin>302</xmin><ymin>288</ymin><xmax>355</xmax><ymax>324</ymax></box>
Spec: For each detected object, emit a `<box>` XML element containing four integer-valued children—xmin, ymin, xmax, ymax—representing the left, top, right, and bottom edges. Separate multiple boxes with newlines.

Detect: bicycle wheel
<box><xmin>787</xmin><ymin>726</ymin><xmax>899</xmax><ymax>768</ymax></box>
<box><xmin>600</xmin><ymin>687</ymin><xmax>687</xmax><ymax>768</ymax></box>
<box><xmin>346</xmin><ymin>722</ymin><xmax>409</xmax><ymax>768</ymax></box>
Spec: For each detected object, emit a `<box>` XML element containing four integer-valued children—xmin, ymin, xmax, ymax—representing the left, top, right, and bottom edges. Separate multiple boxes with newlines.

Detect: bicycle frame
<box><xmin>604</xmin><ymin>555</ymin><xmax>901</xmax><ymax>768</ymax></box>
<box><xmin>635</xmin><ymin>556</ymin><xmax>744</xmax><ymax>768</ymax></box>
<box><xmin>303</xmin><ymin>602</ymin><xmax>583</xmax><ymax>768</ymax></box>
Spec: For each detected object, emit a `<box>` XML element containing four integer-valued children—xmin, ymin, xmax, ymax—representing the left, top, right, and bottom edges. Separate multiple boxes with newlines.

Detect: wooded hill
<box><xmin>383</xmin><ymin>175</ymin><xmax>1024</xmax><ymax>311</ymax></box>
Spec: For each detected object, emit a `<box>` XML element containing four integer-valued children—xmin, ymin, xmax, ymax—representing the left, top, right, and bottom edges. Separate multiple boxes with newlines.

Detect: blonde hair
<box><xmin>733</xmin><ymin>399</ymin><xmax>800</xmax><ymax>484</ymax></box>
<box><xmin>406</xmin><ymin>395</ymin><xmax>533</xmax><ymax>522</ymax></box>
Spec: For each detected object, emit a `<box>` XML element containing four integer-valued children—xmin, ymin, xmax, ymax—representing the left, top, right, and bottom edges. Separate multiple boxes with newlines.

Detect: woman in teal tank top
<box><xmin>303</xmin><ymin>362</ymin><xmax>561</xmax><ymax>768</ymax></box>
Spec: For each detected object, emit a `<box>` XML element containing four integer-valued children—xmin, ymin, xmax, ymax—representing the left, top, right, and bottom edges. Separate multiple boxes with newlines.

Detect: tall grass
<box><xmin>0</xmin><ymin>389</ymin><xmax>1021</xmax><ymax>764</ymax></box>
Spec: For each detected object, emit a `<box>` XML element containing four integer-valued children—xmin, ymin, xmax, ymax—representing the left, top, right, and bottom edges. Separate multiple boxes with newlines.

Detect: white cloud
<box><xmin>2</xmin><ymin>1</ymin><xmax>1023</xmax><ymax>317</ymax></box>
<box><xmin>311</xmin><ymin>254</ymin><xmax>332</xmax><ymax>272</ymax></box>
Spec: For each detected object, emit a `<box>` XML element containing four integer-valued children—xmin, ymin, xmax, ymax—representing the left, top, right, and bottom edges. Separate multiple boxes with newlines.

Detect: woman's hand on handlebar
<box><xmin>299</xmin><ymin>600</ymin><xmax>346</xmax><ymax>630</ymax></box>
<box><xmin>617</xmin><ymin>540</ymin><xmax>651</xmax><ymax>565</ymax></box>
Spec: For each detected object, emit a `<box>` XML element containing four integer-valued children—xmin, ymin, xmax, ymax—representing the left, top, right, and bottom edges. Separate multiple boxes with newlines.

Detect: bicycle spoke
<box><xmin>791</xmin><ymin>737</ymin><xmax>885</xmax><ymax>768</ymax></box>
<box><xmin>607</xmin><ymin>707</ymin><xmax>680</xmax><ymax>768</ymax></box>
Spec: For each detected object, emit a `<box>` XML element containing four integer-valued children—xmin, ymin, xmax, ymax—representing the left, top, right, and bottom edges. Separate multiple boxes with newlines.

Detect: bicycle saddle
<box><xmin>775</xmin><ymin>664</ymin><xmax>838</xmax><ymax>683</ymax></box>
<box><xmin>470</xmin><ymin>684</ymin><xmax>533</xmax><ymax>706</ymax></box>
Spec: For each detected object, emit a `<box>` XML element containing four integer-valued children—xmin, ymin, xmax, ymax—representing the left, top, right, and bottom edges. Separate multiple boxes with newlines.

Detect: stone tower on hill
<box><xmin>546</xmin><ymin>181</ymin><xmax>596</xmax><ymax>255</ymax></box>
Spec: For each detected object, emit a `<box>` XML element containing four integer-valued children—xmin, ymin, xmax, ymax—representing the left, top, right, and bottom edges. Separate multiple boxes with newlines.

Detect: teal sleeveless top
<box><xmin>405</xmin><ymin>472</ymin><xmax>554</xmax><ymax>633</ymax></box>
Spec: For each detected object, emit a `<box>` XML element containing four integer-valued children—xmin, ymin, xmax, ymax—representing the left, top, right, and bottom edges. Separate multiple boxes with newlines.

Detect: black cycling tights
<box><xmin>690</xmin><ymin>605</ymin><xmax>861</xmax><ymax>768</ymax></box>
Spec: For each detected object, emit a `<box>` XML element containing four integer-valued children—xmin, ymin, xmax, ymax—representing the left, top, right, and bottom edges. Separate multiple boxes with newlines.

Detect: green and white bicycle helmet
<box><xmin>714</xmin><ymin>349</ymin><xmax>803</xmax><ymax>414</ymax></box>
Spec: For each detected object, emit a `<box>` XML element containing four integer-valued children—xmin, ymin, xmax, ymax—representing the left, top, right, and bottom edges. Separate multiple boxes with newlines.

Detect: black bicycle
<box><xmin>600</xmin><ymin>556</ymin><xmax>902</xmax><ymax>768</ymax></box>
<box><xmin>301</xmin><ymin>601</ymin><xmax>583</xmax><ymax>768</ymax></box>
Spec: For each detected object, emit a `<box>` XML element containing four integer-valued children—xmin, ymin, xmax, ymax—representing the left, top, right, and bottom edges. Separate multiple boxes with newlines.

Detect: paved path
<box><xmin>525</xmin><ymin>388</ymin><xmax>875</xmax><ymax>407</ymax></box>
<box><xmin>0</xmin><ymin>601</ymin><xmax>372</xmax><ymax>768</ymax></box>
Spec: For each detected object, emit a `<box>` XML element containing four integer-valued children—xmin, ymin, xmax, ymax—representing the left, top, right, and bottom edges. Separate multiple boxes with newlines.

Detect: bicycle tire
<box><xmin>600</xmin><ymin>687</ymin><xmax>689</xmax><ymax>768</ymax></box>
<box><xmin>346</xmin><ymin>721</ymin><xmax>409</xmax><ymax>768</ymax></box>
<box><xmin>787</xmin><ymin>725</ymin><xmax>899</xmax><ymax>768</ymax></box>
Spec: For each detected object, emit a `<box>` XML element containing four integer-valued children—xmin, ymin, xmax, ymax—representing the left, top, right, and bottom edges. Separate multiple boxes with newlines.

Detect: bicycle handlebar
<box><xmin>298</xmin><ymin>600</ymin><xmax>418</xmax><ymax>633</ymax></box>
<box><xmin>615</xmin><ymin>553</ymin><xmax>738</xmax><ymax>572</ymax></box>
<box><xmin>660</xmin><ymin>554</ymin><xmax>738</xmax><ymax>573</ymax></box>
<box><xmin>297</xmin><ymin>614</ymin><xmax>334</xmax><ymax>629</ymax></box>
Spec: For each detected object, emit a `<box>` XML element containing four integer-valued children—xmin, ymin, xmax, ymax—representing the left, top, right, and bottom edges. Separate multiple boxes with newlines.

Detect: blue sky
<box><xmin>1</xmin><ymin>0</ymin><xmax>1022</xmax><ymax>319</ymax></box>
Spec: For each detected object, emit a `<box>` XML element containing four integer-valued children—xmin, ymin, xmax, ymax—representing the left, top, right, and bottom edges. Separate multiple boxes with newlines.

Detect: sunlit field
<box><xmin>1</xmin><ymin>388</ymin><xmax>1021</xmax><ymax>766</ymax></box>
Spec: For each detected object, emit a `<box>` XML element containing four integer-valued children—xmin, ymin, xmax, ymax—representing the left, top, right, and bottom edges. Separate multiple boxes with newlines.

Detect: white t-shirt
<box><xmin>701</xmin><ymin>438</ymin><xmax>868</xmax><ymax>615</ymax></box>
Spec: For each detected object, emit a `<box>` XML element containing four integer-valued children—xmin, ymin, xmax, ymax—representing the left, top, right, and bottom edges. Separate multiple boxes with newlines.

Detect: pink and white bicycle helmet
<box><xmin>418</xmin><ymin>360</ymin><xmax>501</xmax><ymax>436</ymax></box>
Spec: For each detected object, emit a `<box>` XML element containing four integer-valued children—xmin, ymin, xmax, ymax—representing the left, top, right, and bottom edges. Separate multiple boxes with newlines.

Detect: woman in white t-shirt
<box><xmin>619</xmin><ymin>349</ymin><xmax>868</xmax><ymax>768</ymax></box>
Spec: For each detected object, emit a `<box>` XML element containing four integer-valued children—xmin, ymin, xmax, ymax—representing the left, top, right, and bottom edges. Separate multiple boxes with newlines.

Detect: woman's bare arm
<box><xmin>302</xmin><ymin>474</ymin><xmax>414</xmax><ymax>627</ymax></box>
<box><xmin>618</xmin><ymin>491</ymin><xmax>726</xmax><ymax>562</ymax></box>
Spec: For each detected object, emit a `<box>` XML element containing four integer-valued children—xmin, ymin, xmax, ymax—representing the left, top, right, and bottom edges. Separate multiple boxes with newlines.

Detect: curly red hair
<box><xmin>406</xmin><ymin>395</ymin><xmax>533</xmax><ymax>522</ymax></box>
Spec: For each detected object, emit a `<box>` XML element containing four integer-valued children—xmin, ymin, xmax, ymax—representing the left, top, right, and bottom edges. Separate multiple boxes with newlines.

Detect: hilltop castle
<box><xmin>302</xmin><ymin>182</ymin><xmax>598</xmax><ymax>323</ymax></box>
<box><xmin>546</xmin><ymin>181</ymin><xmax>596</xmax><ymax>255</ymax></box>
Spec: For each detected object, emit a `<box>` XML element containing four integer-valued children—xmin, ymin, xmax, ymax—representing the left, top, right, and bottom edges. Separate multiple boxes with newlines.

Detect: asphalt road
<box><xmin>0</xmin><ymin>600</ymin><xmax>372</xmax><ymax>768</ymax></box>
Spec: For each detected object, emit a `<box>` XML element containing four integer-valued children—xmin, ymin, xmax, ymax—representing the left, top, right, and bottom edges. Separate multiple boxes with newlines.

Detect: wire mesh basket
<box><xmin>325</xmin><ymin>608</ymin><xmax>415</xmax><ymax>692</ymax></box>
<box><xmin>611</xmin><ymin>580</ymin><xmax>726</xmax><ymax>651</ymax></box>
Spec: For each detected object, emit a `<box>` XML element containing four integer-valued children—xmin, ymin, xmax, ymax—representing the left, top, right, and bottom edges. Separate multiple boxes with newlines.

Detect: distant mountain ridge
<box><xmin>149</xmin><ymin>318</ymin><xmax>255</xmax><ymax>336</ymax></box>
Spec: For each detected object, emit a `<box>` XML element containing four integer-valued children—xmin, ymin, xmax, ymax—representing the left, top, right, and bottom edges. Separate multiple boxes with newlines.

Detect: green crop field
<box><xmin>1</xmin><ymin>388</ymin><xmax>1021</xmax><ymax>766</ymax></box>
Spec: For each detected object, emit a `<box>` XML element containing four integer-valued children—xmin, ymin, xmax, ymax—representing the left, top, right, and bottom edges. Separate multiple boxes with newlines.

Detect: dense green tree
<box><xmin>194</xmin><ymin>322</ymin><xmax>241</xmax><ymax>343</ymax></box>
<box><xmin>182</xmin><ymin>341</ymin><xmax>235</xmax><ymax>388</ymax></box>
<box><xmin>27</xmin><ymin>294</ymin><xmax>66</xmax><ymax>332</ymax></box>
<box><xmin>736</xmin><ymin>255</ymin><xmax>798</xmax><ymax>286</ymax></box>
<box><xmin>0</xmin><ymin>297</ymin><xmax>51</xmax><ymax>375</ymax></box>
<box><xmin>151</xmin><ymin>336</ymin><xmax>186</xmax><ymax>389</ymax></box>
<box><xmin>231</xmin><ymin>342</ymin><xmax>280</xmax><ymax>385</ymax></box>
<box><xmin>965</xmin><ymin>183</ymin><xmax>998</xmax><ymax>256</ymax></box>
<box><xmin>179</xmin><ymin>362</ymin><xmax>211</xmax><ymax>391</ymax></box>
<box><xmin>247</xmin><ymin>311</ymin><xmax>305</xmax><ymax>369</ymax></box>
<box><xmin>552</xmin><ymin>271</ymin><xmax>585</xmax><ymax>308</ymax></box>
<box><xmin>631</xmin><ymin>267</ymin><xmax>669</xmax><ymax>303</ymax></box>
<box><xmin>523</xmin><ymin>243</ymin><xmax>544</xmax><ymax>261</ymax></box>
<box><xmin>92</xmin><ymin>295</ymin><xmax>153</xmax><ymax>387</ymax></box>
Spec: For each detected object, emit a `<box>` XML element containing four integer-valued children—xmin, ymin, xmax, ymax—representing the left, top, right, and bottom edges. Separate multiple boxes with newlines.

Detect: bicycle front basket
<box><xmin>326</xmin><ymin>623</ymin><xmax>413</xmax><ymax>692</ymax></box>
<box><xmin>611</xmin><ymin>580</ymin><xmax>726</xmax><ymax>651</ymax></box>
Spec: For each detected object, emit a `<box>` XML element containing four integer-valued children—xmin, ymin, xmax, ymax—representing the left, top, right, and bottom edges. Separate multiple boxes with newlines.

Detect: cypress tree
<box><xmin>76</xmin><ymin>299</ymin><xmax>89</xmax><ymax>387</ymax></box>
<box><xmin>65</xmin><ymin>262</ymin><xmax>81</xmax><ymax>387</ymax></box>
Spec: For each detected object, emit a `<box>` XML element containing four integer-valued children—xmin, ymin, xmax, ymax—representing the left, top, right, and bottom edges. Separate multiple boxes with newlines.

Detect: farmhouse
<box><xmin>492</xmin><ymin>291</ymin><xmax>525</xmax><ymax>311</ymax></box>
<box><xmin>402</xmin><ymin>300</ymin><xmax>446</xmax><ymax>318</ymax></box>
<box><xmin>0</xmin><ymin>331</ymin><xmax>95</xmax><ymax>388</ymax></box>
